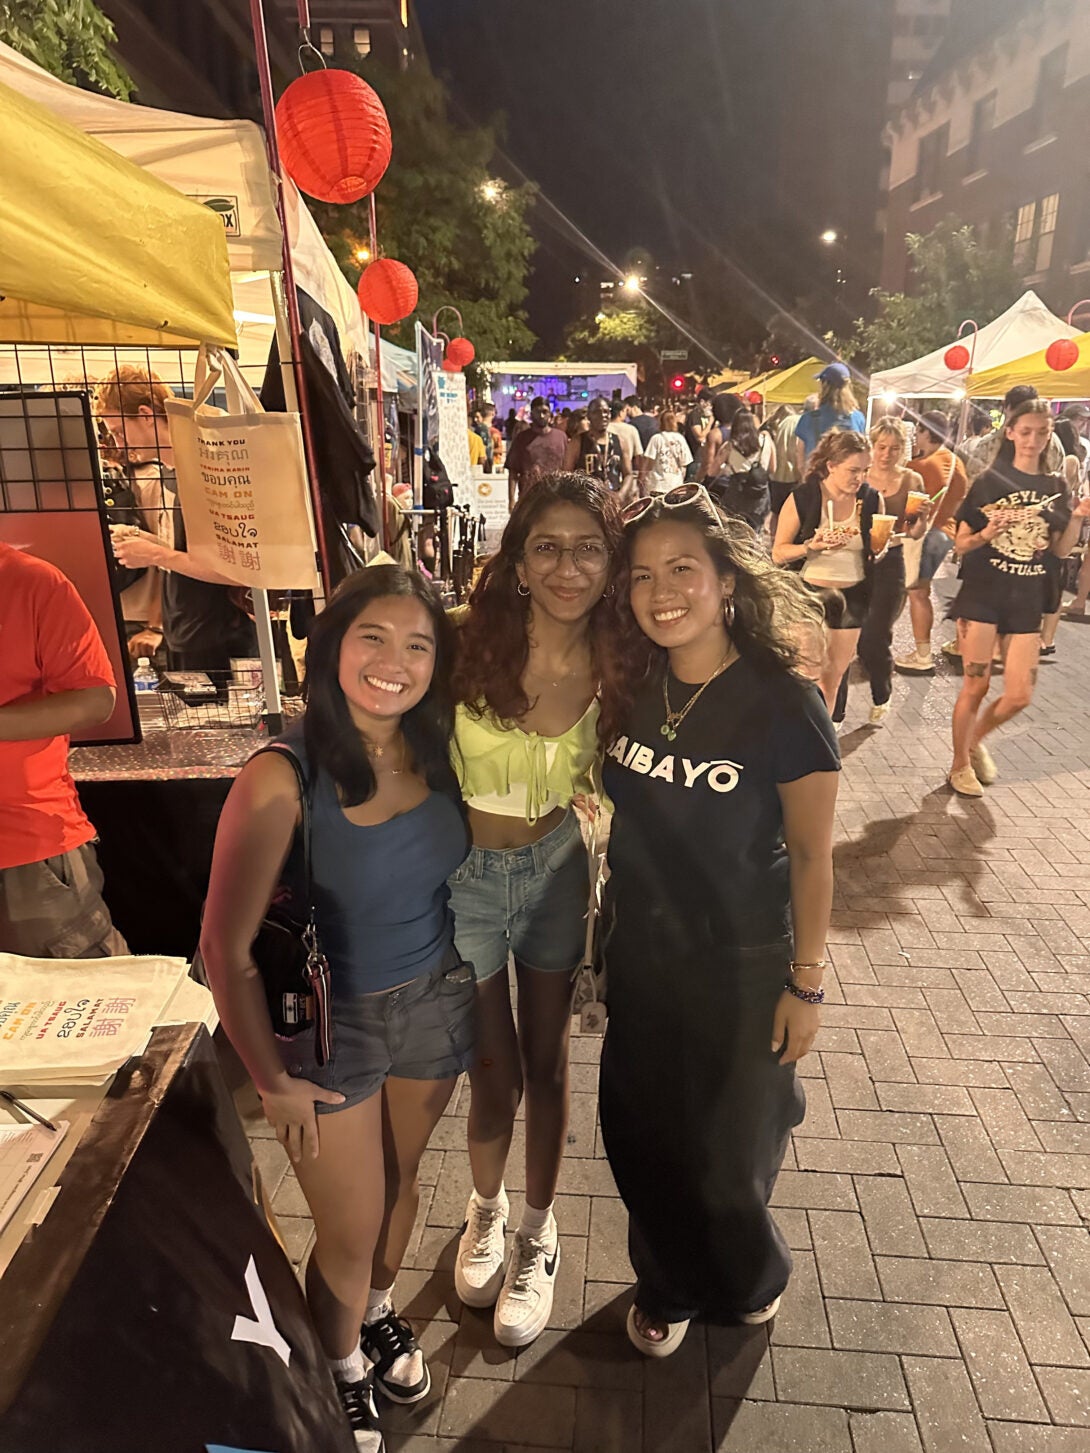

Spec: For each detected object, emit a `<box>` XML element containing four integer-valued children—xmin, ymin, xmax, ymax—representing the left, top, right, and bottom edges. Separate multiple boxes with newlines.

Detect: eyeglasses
<box><xmin>621</xmin><ymin>481</ymin><xmax>719</xmax><ymax>527</ymax></box>
<box><xmin>522</xmin><ymin>541</ymin><xmax>612</xmax><ymax>576</ymax></box>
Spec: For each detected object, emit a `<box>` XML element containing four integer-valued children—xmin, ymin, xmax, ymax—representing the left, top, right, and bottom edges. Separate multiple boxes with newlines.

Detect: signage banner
<box><xmin>437</xmin><ymin>369</ymin><xmax>472</xmax><ymax>491</ymax></box>
<box><xmin>465</xmin><ymin>464</ymin><xmax>509</xmax><ymax>547</ymax></box>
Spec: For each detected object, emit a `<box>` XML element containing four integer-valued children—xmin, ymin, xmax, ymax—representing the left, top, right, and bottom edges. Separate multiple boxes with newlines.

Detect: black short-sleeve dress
<box><xmin>598</xmin><ymin>655</ymin><xmax>840</xmax><ymax>1323</ymax></box>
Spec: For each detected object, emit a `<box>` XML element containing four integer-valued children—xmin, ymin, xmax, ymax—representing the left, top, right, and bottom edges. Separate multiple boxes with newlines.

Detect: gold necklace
<box><xmin>366</xmin><ymin>735</ymin><xmax>406</xmax><ymax>776</ymax></box>
<box><xmin>660</xmin><ymin>653</ymin><xmax>733</xmax><ymax>742</ymax></box>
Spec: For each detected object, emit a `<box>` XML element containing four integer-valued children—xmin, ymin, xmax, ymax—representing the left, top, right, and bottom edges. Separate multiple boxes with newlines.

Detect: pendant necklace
<box><xmin>367</xmin><ymin>736</ymin><xmax>406</xmax><ymax>775</ymax></box>
<box><xmin>660</xmin><ymin>652</ymin><xmax>733</xmax><ymax>742</ymax></box>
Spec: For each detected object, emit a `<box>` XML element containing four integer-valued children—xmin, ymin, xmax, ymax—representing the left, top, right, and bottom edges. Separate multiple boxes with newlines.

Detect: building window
<box><xmin>1036</xmin><ymin>192</ymin><xmax>1060</xmax><ymax>272</ymax></box>
<box><xmin>318</xmin><ymin>25</ymin><xmax>334</xmax><ymax>56</ymax></box>
<box><xmin>966</xmin><ymin>90</ymin><xmax>995</xmax><ymax>174</ymax></box>
<box><xmin>354</xmin><ymin>26</ymin><xmax>372</xmax><ymax>56</ymax></box>
<box><xmin>1013</xmin><ymin>201</ymin><xmax>1037</xmax><ymax>269</ymax></box>
<box><xmin>913</xmin><ymin>122</ymin><xmax>948</xmax><ymax>203</ymax></box>
<box><xmin>1031</xmin><ymin>44</ymin><xmax>1067</xmax><ymax>139</ymax></box>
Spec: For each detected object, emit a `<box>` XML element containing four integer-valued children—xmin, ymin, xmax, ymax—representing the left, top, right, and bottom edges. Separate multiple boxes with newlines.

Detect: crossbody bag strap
<box><xmin>254</xmin><ymin>743</ymin><xmax>314</xmax><ymax>913</ymax></box>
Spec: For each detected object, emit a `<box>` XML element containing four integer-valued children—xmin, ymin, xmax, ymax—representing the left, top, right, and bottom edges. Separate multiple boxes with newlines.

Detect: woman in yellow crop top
<box><xmin>448</xmin><ymin>471</ymin><xmax>642</xmax><ymax>1348</ymax></box>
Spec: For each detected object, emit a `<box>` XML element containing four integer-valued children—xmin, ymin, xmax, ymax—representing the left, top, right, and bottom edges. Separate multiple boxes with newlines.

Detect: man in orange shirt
<box><xmin>0</xmin><ymin>542</ymin><xmax>127</xmax><ymax>957</ymax></box>
<box><xmin>895</xmin><ymin>412</ymin><xmax>969</xmax><ymax>674</ymax></box>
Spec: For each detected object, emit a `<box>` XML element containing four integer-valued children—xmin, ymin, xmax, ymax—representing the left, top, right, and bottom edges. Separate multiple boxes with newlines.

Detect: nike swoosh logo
<box><xmin>545</xmin><ymin>1250</ymin><xmax>559</xmax><ymax>1276</ymax></box>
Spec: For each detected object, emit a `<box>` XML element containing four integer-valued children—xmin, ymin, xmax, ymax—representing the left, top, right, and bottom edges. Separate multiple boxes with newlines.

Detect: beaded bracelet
<box><xmin>785</xmin><ymin>980</ymin><xmax>825</xmax><ymax>1005</ymax></box>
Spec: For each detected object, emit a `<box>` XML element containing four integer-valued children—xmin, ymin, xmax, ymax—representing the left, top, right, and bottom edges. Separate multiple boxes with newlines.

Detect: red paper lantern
<box><xmin>441</xmin><ymin>358</ymin><xmax>460</xmax><ymax>372</ymax></box>
<box><xmin>446</xmin><ymin>336</ymin><xmax>476</xmax><ymax>369</ymax></box>
<box><xmin>944</xmin><ymin>344</ymin><xmax>970</xmax><ymax>371</ymax></box>
<box><xmin>357</xmin><ymin>259</ymin><xmax>418</xmax><ymax>325</ymax></box>
<box><xmin>275</xmin><ymin>69</ymin><xmax>391</xmax><ymax>204</ymax></box>
<box><xmin>1046</xmin><ymin>337</ymin><xmax>1080</xmax><ymax>372</ymax></box>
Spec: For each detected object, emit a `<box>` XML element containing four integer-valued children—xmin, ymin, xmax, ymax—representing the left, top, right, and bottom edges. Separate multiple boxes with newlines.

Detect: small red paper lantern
<box><xmin>1046</xmin><ymin>337</ymin><xmax>1080</xmax><ymax>372</ymax></box>
<box><xmin>446</xmin><ymin>336</ymin><xmax>476</xmax><ymax>369</ymax></box>
<box><xmin>944</xmin><ymin>344</ymin><xmax>970</xmax><ymax>371</ymax></box>
<box><xmin>275</xmin><ymin>69</ymin><xmax>392</xmax><ymax>204</ymax></box>
<box><xmin>441</xmin><ymin>358</ymin><xmax>460</xmax><ymax>372</ymax></box>
<box><xmin>357</xmin><ymin>259</ymin><xmax>418</xmax><ymax>325</ymax></box>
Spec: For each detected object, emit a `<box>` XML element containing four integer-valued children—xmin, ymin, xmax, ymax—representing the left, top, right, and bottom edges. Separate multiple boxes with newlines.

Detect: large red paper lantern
<box><xmin>275</xmin><ymin>69</ymin><xmax>391</xmax><ymax>204</ymax></box>
<box><xmin>441</xmin><ymin>358</ymin><xmax>460</xmax><ymax>372</ymax></box>
<box><xmin>357</xmin><ymin>259</ymin><xmax>418</xmax><ymax>325</ymax></box>
<box><xmin>446</xmin><ymin>336</ymin><xmax>476</xmax><ymax>369</ymax></box>
<box><xmin>944</xmin><ymin>344</ymin><xmax>970</xmax><ymax>371</ymax></box>
<box><xmin>1046</xmin><ymin>337</ymin><xmax>1080</xmax><ymax>372</ymax></box>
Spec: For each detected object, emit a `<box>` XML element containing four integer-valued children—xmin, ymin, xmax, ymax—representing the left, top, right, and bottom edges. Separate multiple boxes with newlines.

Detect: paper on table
<box><xmin>0</xmin><ymin>1119</ymin><xmax>70</xmax><ymax>1234</ymax></box>
<box><xmin>0</xmin><ymin>955</ymin><xmax>189</xmax><ymax>1085</ymax></box>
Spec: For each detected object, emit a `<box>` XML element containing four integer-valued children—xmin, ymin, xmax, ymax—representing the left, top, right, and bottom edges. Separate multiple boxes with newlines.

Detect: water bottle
<box><xmin>133</xmin><ymin>656</ymin><xmax>163</xmax><ymax>730</ymax></box>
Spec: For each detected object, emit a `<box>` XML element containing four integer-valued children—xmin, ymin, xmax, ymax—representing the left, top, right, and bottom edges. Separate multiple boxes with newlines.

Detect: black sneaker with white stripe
<box><xmin>336</xmin><ymin>1372</ymin><xmax>384</xmax><ymax>1452</ymax></box>
<box><xmin>359</xmin><ymin>1311</ymin><xmax>431</xmax><ymax>1404</ymax></box>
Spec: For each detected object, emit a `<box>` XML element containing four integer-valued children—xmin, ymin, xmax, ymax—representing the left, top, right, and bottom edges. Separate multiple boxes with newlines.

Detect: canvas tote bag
<box><xmin>165</xmin><ymin>344</ymin><xmax>320</xmax><ymax>591</ymax></box>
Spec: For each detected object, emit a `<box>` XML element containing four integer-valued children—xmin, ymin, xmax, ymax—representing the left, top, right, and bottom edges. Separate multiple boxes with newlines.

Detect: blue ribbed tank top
<box><xmin>277</xmin><ymin>734</ymin><xmax>469</xmax><ymax>997</ymax></box>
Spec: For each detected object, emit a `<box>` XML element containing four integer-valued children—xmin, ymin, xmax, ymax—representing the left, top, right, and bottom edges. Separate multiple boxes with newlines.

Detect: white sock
<box><xmin>365</xmin><ymin>1284</ymin><xmax>394</xmax><ymax>1324</ymax></box>
<box><xmin>916</xmin><ymin>641</ymin><xmax>932</xmax><ymax>656</ymax></box>
<box><xmin>474</xmin><ymin>1186</ymin><xmax>507</xmax><ymax>1213</ymax></box>
<box><xmin>520</xmin><ymin>1201</ymin><xmax>555</xmax><ymax>1242</ymax></box>
<box><xmin>329</xmin><ymin>1347</ymin><xmax>366</xmax><ymax>1384</ymax></box>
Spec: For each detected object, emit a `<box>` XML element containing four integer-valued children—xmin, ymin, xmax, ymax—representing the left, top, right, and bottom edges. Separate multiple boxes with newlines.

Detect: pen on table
<box><xmin>0</xmin><ymin>1090</ymin><xmax>58</xmax><ymax>1133</ymax></box>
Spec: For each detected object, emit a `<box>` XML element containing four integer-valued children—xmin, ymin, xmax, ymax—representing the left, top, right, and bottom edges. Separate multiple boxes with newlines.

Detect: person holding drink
<box><xmin>947</xmin><ymin>399</ymin><xmax>1090</xmax><ymax>797</ymax></box>
<box><xmin>773</xmin><ymin>430</ymin><xmax>881</xmax><ymax>719</ymax></box>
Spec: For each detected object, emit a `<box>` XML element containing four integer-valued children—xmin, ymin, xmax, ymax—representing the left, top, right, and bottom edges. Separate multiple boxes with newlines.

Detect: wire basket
<box><xmin>155</xmin><ymin>670</ymin><xmax>265</xmax><ymax>731</ymax></box>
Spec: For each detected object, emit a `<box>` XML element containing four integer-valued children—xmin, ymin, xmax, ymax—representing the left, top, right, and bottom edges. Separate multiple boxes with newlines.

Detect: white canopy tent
<box><xmin>868</xmin><ymin>291</ymin><xmax>1078</xmax><ymax>401</ymax></box>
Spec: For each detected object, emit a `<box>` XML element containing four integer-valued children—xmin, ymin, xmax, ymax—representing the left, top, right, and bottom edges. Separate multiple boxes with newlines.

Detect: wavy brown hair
<box><xmin>804</xmin><ymin>427</ymin><xmax>870</xmax><ymax>485</ymax></box>
<box><xmin>452</xmin><ymin>472</ymin><xmax>647</xmax><ymax>747</ymax></box>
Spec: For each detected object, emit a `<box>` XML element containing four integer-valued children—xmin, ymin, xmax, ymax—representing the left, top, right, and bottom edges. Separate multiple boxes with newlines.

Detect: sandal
<box><xmin>625</xmin><ymin>1303</ymin><xmax>690</xmax><ymax>1358</ymax></box>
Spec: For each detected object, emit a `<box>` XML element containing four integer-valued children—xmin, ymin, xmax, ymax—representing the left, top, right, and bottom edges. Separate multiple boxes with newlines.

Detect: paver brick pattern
<box><xmin>246</xmin><ymin>606</ymin><xmax>1090</xmax><ymax>1451</ymax></box>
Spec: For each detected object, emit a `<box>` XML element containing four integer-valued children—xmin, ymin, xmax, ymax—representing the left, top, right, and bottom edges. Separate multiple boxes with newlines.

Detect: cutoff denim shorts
<box><xmin>279</xmin><ymin>950</ymin><xmax>477</xmax><ymax>1113</ymax></box>
<box><xmin>448</xmin><ymin>808</ymin><xmax>589</xmax><ymax>982</ymax></box>
<box><xmin>917</xmin><ymin>528</ymin><xmax>954</xmax><ymax>583</ymax></box>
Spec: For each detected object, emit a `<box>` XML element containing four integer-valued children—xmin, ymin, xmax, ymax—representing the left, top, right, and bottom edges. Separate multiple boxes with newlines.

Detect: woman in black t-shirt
<box><xmin>600</xmin><ymin>488</ymin><xmax>841</xmax><ymax>1357</ymax></box>
<box><xmin>948</xmin><ymin>399</ymin><xmax>1089</xmax><ymax>798</ymax></box>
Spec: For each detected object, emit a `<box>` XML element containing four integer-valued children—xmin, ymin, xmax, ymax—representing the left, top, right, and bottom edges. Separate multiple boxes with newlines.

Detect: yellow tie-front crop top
<box><xmin>454</xmin><ymin>698</ymin><xmax>600</xmax><ymax>823</ymax></box>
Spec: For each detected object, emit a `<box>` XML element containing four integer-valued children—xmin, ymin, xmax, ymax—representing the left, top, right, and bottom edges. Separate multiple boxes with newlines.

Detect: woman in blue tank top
<box><xmin>200</xmin><ymin>566</ymin><xmax>470</xmax><ymax>1453</ymax></box>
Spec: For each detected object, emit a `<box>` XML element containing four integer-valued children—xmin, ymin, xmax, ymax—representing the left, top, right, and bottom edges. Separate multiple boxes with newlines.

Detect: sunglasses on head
<box><xmin>621</xmin><ymin>481</ymin><xmax>719</xmax><ymax>527</ymax></box>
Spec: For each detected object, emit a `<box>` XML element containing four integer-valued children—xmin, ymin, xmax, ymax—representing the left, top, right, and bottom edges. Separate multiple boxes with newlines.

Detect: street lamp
<box><xmin>480</xmin><ymin>179</ymin><xmax>502</xmax><ymax>203</ymax></box>
<box><xmin>354</xmin><ymin>245</ymin><xmax>371</xmax><ymax>264</ymax></box>
<box><xmin>820</xmin><ymin>229</ymin><xmax>839</xmax><ymax>246</ymax></box>
<box><xmin>623</xmin><ymin>274</ymin><xmax>641</xmax><ymax>294</ymax></box>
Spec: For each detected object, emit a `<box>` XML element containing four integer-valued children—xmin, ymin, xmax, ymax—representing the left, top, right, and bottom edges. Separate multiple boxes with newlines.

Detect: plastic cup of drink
<box><xmin>870</xmin><ymin>514</ymin><xmax>897</xmax><ymax>551</ymax></box>
<box><xmin>904</xmin><ymin>490</ymin><xmax>930</xmax><ymax>522</ymax></box>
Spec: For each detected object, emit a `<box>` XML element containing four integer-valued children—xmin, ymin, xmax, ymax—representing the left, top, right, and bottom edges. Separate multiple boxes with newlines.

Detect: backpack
<box><xmin>708</xmin><ymin>445</ymin><xmax>771</xmax><ymax>530</ymax></box>
<box><xmin>422</xmin><ymin>443</ymin><xmax>455</xmax><ymax>511</ymax></box>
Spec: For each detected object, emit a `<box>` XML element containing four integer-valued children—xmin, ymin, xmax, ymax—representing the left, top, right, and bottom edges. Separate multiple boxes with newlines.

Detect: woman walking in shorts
<box><xmin>201</xmin><ymin>567</ymin><xmax>470</xmax><ymax>1452</ymax></box>
<box><xmin>601</xmin><ymin>488</ymin><xmax>839</xmax><ymax>1355</ymax></box>
<box><xmin>948</xmin><ymin>399</ymin><xmax>1090</xmax><ymax>797</ymax></box>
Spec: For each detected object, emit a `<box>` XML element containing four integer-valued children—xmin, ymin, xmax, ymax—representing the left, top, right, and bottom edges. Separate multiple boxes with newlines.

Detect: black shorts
<box><xmin>804</xmin><ymin>577</ymin><xmax>869</xmax><ymax>631</ymax></box>
<box><xmin>950</xmin><ymin>582</ymin><xmax>1043</xmax><ymax>637</ymax></box>
<box><xmin>1041</xmin><ymin>553</ymin><xmax>1064</xmax><ymax>616</ymax></box>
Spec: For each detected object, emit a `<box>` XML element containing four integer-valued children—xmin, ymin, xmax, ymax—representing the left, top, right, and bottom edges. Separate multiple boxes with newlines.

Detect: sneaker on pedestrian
<box><xmin>948</xmin><ymin>766</ymin><xmax>984</xmax><ymax>798</ymax></box>
<box><xmin>940</xmin><ymin>639</ymin><xmax>961</xmax><ymax>659</ymax></box>
<box><xmin>894</xmin><ymin>646</ymin><xmax>934</xmax><ymax>674</ymax></box>
<box><xmin>360</xmin><ymin>1311</ymin><xmax>430</xmax><ymax>1404</ymax></box>
<box><xmin>494</xmin><ymin>1222</ymin><xmax>560</xmax><ymax>1348</ymax></box>
<box><xmin>455</xmin><ymin>1189</ymin><xmax>509</xmax><ymax>1309</ymax></box>
<box><xmin>970</xmin><ymin>742</ymin><xmax>998</xmax><ymax>785</ymax></box>
<box><xmin>869</xmin><ymin>702</ymin><xmax>891</xmax><ymax>727</ymax></box>
<box><xmin>336</xmin><ymin>1373</ymin><xmax>385</xmax><ymax>1452</ymax></box>
<box><xmin>740</xmin><ymin>1295</ymin><xmax>782</xmax><ymax>1325</ymax></box>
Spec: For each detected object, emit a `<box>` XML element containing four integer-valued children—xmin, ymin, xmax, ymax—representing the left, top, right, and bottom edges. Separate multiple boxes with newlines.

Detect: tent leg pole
<box><xmin>272</xmin><ymin>272</ymin><xmax>325</xmax><ymax>609</ymax></box>
<box><xmin>253</xmin><ymin>587</ymin><xmax>283</xmax><ymax>736</ymax></box>
<box><xmin>368</xmin><ymin>194</ymin><xmax>389</xmax><ymax>551</ymax></box>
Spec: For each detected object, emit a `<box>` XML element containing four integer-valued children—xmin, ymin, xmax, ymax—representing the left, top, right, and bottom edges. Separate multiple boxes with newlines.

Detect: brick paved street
<box><xmin>247</xmin><ymin>596</ymin><xmax>1090</xmax><ymax>1453</ymax></box>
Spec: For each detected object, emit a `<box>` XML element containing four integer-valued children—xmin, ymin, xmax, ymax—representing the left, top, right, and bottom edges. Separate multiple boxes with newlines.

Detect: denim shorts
<box><xmin>448</xmin><ymin>808</ymin><xmax>589</xmax><ymax>981</ymax></box>
<box><xmin>916</xmin><ymin>528</ymin><xmax>954</xmax><ymax>583</ymax></box>
<box><xmin>278</xmin><ymin>952</ymin><xmax>477</xmax><ymax>1113</ymax></box>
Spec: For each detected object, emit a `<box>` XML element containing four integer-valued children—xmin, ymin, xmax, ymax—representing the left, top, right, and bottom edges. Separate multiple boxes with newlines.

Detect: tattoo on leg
<box><xmin>965</xmin><ymin>661</ymin><xmax>990</xmax><ymax>678</ymax></box>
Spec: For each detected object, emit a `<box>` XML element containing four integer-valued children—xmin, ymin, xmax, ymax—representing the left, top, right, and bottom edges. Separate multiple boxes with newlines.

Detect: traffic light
<box><xmin>769</xmin><ymin>353</ymin><xmax>782</xmax><ymax>367</ymax></box>
<box><xmin>670</xmin><ymin>374</ymin><xmax>686</xmax><ymax>392</ymax></box>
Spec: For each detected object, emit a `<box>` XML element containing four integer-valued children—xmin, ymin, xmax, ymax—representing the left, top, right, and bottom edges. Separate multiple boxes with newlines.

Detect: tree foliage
<box><xmin>0</xmin><ymin>0</ymin><xmax>132</xmax><ymax>98</ymax></box>
<box><xmin>846</xmin><ymin>219</ymin><xmax>1023</xmax><ymax>371</ymax></box>
<box><xmin>562</xmin><ymin>302</ymin><xmax>673</xmax><ymax>361</ymax></box>
<box><xmin>313</xmin><ymin>57</ymin><xmax>536</xmax><ymax>362</ymax></box>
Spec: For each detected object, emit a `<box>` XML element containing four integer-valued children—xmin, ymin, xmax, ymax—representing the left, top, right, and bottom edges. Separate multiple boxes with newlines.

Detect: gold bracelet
<box><xmin>790</xmin><ymin>960</ymin><xmax>827</xmax><ymax>975</ymax></box>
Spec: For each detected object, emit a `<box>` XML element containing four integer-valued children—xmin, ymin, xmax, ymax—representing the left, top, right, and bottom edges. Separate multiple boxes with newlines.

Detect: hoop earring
<box><xmin>605</xmin><ymin>583</ymin><xmax>615</xmax><ymax>597</ymax></box>
<box><xmin>724</xmin><ymin>596</ymin><xmax>735</xmax><ymax>629</ymax></box>
<box><xmin>517</xmin><ymin>581</ymin><xmax>530</xmax><ymax>597</ymax></box>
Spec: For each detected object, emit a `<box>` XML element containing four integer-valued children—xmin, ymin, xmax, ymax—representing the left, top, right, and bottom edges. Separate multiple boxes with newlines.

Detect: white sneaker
<box><xmin>894</xmin><ymin>647</ymin><xmax>934</xmax><ymax>673</ymax></box>
<box><xmin>869</xmin><ymin>702</ymin><xmax>891</xmax><ymax>727</ymax></box>
<box><xmin>494</xmin><ymin>1225</ymin><xmax>560</xmax><ymax>1348</ymax></box>
<box><xmin>455</xmin><ymin>1190</ymin><xmax>509</xmax><ymax>1309</ymax></box>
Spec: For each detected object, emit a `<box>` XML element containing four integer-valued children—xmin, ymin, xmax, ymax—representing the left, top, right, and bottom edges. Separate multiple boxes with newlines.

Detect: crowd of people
<box><xmin>6</xmin><ymin>346</ymin><xmax>1090</xmax><ymax>1452</ymax></box>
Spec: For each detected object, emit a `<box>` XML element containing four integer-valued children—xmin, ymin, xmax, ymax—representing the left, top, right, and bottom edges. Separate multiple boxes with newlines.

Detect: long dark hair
<box><xmin>452</xmin><ymin>472</ymin><xmax>646</xmax><ymax>748</ymax></box>
<box><xmin>729</xmin><ymin>407</ymin><xmax>760</xmax><ymax>458</ymax></box>
<box><xmin>995</xmin><ymin>398</ymin><xmax>1055</xmax><ymax>474</ymax></box>
<box><xmin>624</xmin><ymin>501</ymin><xmax>825</xmax><ymax>676</ymax></box>
<box><xmin>302</xmin><ymin>565</ymin><xmax>457</xmax><ymax>806</ymax></box>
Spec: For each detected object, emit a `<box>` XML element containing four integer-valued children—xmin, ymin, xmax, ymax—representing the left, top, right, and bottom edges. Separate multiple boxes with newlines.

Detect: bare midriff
<box><xmin>468</xmin><ymin>802</ymin><xmax>567</xmax><ymax>850</ymax></box>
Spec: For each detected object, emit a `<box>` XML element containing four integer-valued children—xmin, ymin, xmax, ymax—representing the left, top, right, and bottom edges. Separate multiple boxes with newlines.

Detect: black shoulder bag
<box><xmin>251</xmin><ymin>745</ymin><xmax>334</xmax><ymax>1065</ymax></box>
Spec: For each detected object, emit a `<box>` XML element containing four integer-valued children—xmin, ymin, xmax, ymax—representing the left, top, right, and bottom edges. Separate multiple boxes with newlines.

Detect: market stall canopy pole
<box><xmin>0</xmin><ymin>79</ymin><xmax>236</xmax><ymax>347</ymax></box>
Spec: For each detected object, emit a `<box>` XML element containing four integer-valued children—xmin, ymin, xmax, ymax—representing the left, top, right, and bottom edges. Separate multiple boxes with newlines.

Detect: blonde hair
<box><xmin>819</xmin><ymin>378</ymin><xmax>859</xmax><ymax>415</ymax></box>
<box><xmin>93</xmin><ymin>365</ymin><xmax>172</xmax><ymax>419</ymax></box>
<box><xmin>869</xmin><ymin>417</ymin><xmax>908</xmax><ymax>463</ymax></box>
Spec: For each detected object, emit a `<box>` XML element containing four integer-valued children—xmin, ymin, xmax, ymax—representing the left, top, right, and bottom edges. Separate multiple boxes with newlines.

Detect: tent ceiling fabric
<box><xmin>968</xmin><ymin>331</ymin><xmax>1090</xmax><ymax>400</ymax></box>
<box><xmin>0</xmin><ymin>77</ymin><xmax>236</xmax><ymax>346</ymax></box>
<box><xmin>869</xmin><ymin>291</ymin><xmax>1078</xmax><ymax>399</ymax></box>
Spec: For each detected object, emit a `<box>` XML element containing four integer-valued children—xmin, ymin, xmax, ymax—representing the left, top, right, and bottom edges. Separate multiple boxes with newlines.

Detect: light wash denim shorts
<box><xmin>448</xmin><ymin>808</ymin><xmax>589</xmax><ymax>982</ymax></box>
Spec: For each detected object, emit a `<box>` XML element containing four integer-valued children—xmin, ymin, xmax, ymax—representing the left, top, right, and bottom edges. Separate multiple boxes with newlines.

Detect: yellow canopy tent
<box><xmin>0</xmin><ymin>77</ymin><xmax>235</xmax><ymax>347</ymax></box>
<box><xmin>968</xmin><ymin>332</ymin><xmax>1090</xmax><ymax>400</ymax></box>
<box><xmin>704</xmin><ymin>367</ymin><xmax>748</xmax><ymax>390</ymax></box>
<box><xmin>752</xmin><ymin>356</ymin><xmax>826</xmax><ymax>406</ymax></box>
<box><xmin>730</xmin><ymin>368</ymin><xmax>774</xmax><ymax>394</ymax></box>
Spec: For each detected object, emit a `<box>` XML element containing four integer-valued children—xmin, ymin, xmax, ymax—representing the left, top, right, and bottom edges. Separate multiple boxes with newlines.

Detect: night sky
<box><xmin>415</xmin><ymin>0</ymin><xmax>894</xmax><ymax>357</ymax></box>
